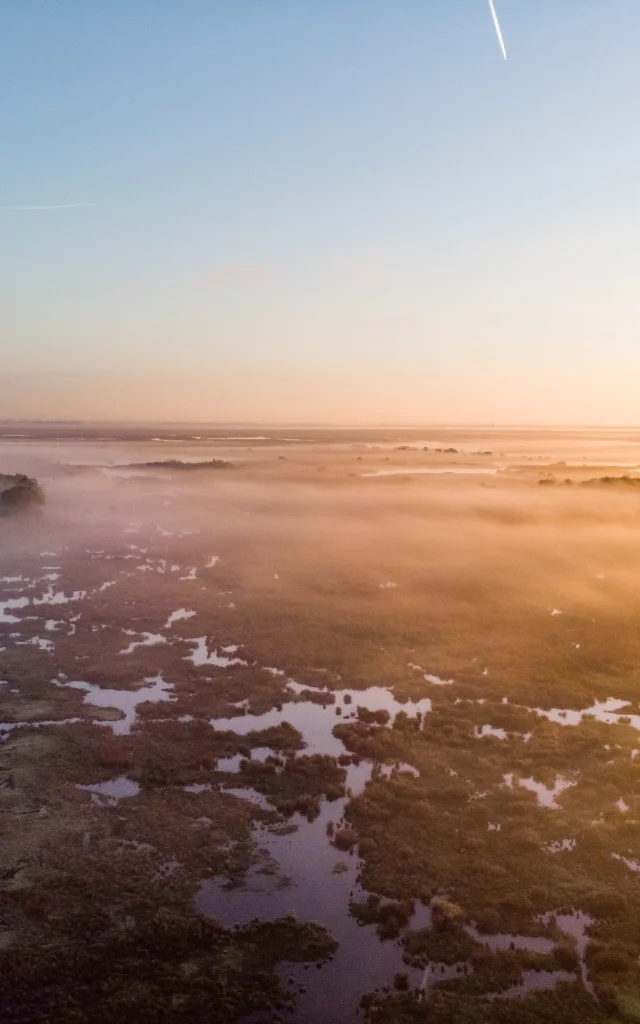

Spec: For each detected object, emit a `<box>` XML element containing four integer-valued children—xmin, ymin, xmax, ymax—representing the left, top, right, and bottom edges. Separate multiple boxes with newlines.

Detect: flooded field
<box><xmin>3</xmin><ymin>425</ymin><xmax>640</xmax><ymax>1023</ymax></box>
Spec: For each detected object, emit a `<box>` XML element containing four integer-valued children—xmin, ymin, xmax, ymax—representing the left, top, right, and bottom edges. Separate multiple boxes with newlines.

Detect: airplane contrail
<box><xmin>488</xmin><ymin>0</ymin><xmax>507</xmax><ymax>60</ymax></box>
<box><xmin>0</xmin><ymin>203</ymin><xmax>100</xmax><ymax>211</ymax></box>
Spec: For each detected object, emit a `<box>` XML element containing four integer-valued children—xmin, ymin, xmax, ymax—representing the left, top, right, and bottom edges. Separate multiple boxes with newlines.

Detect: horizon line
<box><xmin>1</xmin><ymin>420</ymin><xmax>640</xmax><ymax>430</ymax></box>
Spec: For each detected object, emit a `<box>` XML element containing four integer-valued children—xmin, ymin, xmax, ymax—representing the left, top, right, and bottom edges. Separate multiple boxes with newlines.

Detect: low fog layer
<box><xmin>3</xmin><ymin>429</ymin><xmax>640</xmax><ymax>705</ymax></box>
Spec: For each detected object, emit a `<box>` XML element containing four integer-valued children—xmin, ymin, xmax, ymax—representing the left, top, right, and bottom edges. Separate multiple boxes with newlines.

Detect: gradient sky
<box><xmin>1</xmin><ymin>1</ymin><xmax>639</xmax><ymax>424</ymax></box>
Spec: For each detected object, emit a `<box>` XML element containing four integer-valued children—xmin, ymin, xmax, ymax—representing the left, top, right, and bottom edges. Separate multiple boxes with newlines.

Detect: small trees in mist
<box><xmin>0</xmin><ymin>473</ymin><xmax>45</xmax><ymax>515</ymax></box>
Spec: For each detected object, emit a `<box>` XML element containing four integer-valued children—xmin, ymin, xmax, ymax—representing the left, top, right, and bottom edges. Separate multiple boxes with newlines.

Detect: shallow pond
<box><xmin>197</xmin><ymin>759</ymin><xmax>431</xmax><ymax>1023</ymax></box>
<box><xmin>120</xmin><ymin>631</ymin><xmax>168</xmax><ymax>655</ymax></box>
<box><xmin>208</xmin><ymin>682</ymin><xmax>431</xmax><ymax>758</ymax></box>
<box><xmin>0</xmin><ymin>597</ymin><xmax>30</xmax><ymax>624</ymax></box>
<box><xmin>77</xmin><ymin>775</ymin><xmax>140</xmax><ymax>806</ymax></box>
<box><xmin>195</xmin><ymin>678</ymin><xmax>589</xmax><ymax>1020</ymax></box>
<box><xmin>187</xmin><ymin>636</ymin><xmax>248</xmax><ymax>668</ymax></box>
<box><xmin>504</xmin><ymin>772</ymin><xmax>577</xmax><ymax>809</ymax></box>
<box><xmin>52</xmin><ymin>673</ymin><xmax>175</xmax><ymax>734</ymax></box>
<box><xmin>194</xmin><ymin>683</ymin><xmax>437</xmax><ymax>1021</ymax></box>
<box><xmin>530</xmin><ymin>697</ymin><xmax>640</xmax><ymax>731</ymax></box>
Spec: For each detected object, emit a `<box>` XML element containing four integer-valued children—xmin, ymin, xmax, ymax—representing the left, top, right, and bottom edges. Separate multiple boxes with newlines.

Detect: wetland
<box><xmin>3</xmin><ymin>425</ymin><xmax>640</xmax><ymax>1022</ymax></box>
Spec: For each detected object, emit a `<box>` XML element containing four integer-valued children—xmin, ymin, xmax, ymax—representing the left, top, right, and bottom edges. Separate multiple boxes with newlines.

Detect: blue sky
<box><xmin>1</xmin><ymin>1</ymin><xmax>639</xmax><ymax>422</ymax></box>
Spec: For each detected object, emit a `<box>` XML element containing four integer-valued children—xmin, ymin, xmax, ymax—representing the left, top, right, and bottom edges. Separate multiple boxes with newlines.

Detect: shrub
<box><xmin>334</xmin><ymin>828</ymin><xmax>358</xmax><ymax>851</ymax></box>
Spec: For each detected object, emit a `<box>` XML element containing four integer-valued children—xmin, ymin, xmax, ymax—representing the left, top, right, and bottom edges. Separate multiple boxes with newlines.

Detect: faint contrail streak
<box><xmin>0</xmin><ymin>203</ymin><xmax>100</xmax><ymax>211</ymax></box>
<box><xmin>488</xmin><ymin>0</ymin><xmax>507</xmax><ymax>60</ymax></box>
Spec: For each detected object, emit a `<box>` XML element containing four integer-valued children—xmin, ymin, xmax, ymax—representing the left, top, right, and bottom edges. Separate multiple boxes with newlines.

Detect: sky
<box><xmin>1</xmin><ymin>1</ymin><xmax>639</xmax><ymax>424</ymax></box>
